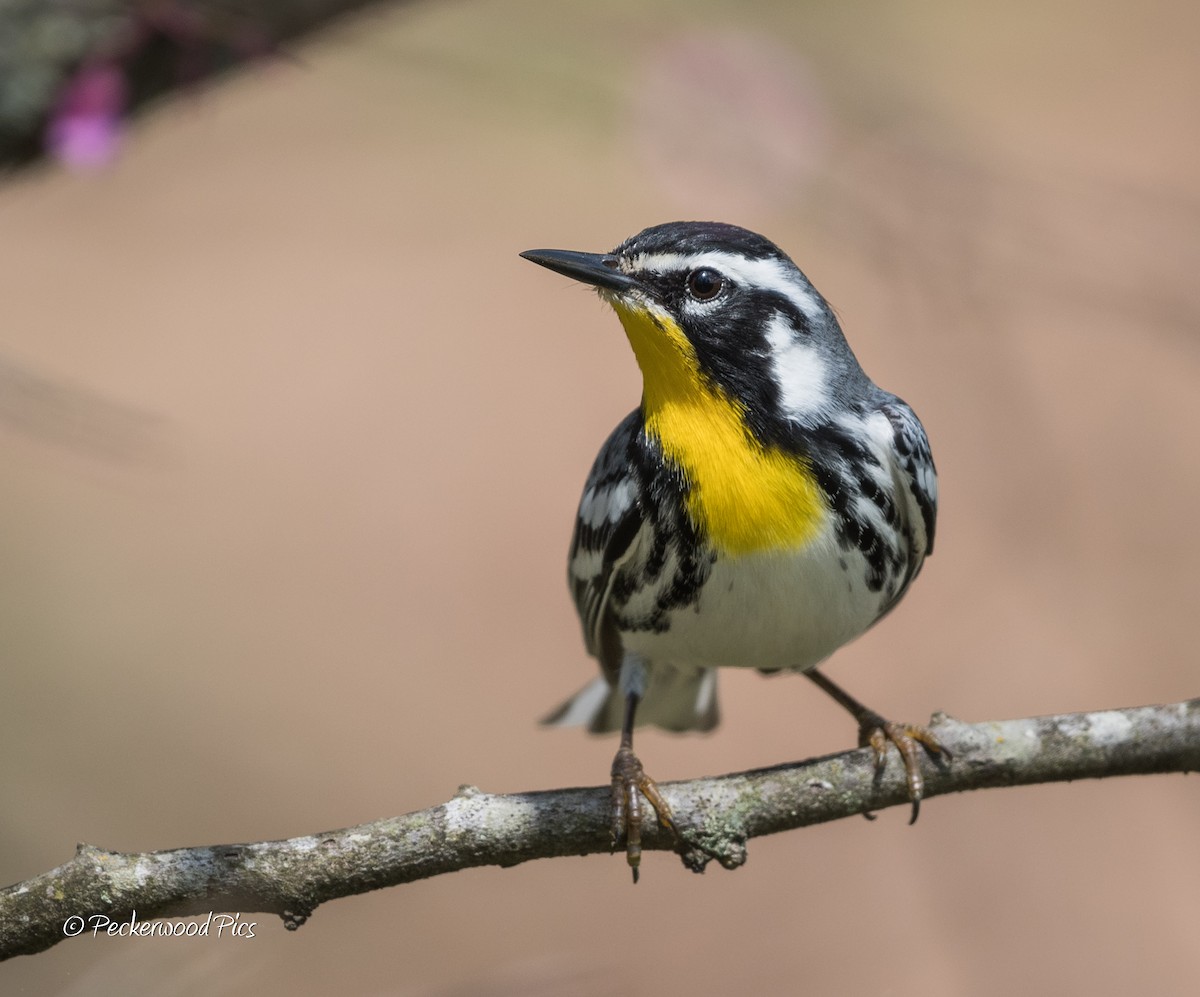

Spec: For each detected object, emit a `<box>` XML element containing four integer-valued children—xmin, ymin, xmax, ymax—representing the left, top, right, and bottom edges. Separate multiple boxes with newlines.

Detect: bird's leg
<box><xmin>806</xmin><ymin>668</ymin><xmax>950</xmax><ymax>824</ymax></box>
<box><xmin>610</xmin><ymin>691</ymin><xmax>675</xmax><ymax>883</ymax></box>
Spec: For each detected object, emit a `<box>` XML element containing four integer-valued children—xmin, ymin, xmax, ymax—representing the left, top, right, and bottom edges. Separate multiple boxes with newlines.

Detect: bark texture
<box><xmin>2</xmin><ymin>699</ymin><xmax>1196</xmax><ymax>960</ymax></box>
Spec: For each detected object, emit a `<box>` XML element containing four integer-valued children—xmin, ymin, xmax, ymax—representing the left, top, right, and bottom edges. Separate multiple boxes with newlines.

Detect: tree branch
<box><xmin>0</xmin><ymin>0</ymin><xmax>409</xmax><ymax>170</ymax></box>
<box><xmin>2</xmin><ymin>698</ymin><xmax>1196</xmax><ymax>960</ymax></box>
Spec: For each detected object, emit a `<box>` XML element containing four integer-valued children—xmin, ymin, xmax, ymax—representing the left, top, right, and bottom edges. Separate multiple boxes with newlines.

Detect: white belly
<box><xmin>621</xmin><ymin>528</ymin><xmax>888</xmax><ymax>672</ymax></box>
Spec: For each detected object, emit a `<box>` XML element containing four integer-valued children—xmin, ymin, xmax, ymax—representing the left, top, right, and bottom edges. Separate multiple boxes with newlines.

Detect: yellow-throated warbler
<box><xmin>521</xmin><ymin>222</ymin><xmax>945</xmax><ymax>880</ymax></box>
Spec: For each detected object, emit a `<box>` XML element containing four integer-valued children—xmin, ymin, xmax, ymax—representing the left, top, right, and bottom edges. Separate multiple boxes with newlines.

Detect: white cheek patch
<box><xmin>764</xmin><ymin>313</ymin><xmax>832</xmax><ymax>420</ymax></box>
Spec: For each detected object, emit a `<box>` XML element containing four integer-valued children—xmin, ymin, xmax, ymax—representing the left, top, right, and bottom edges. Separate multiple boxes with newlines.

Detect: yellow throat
<box><xmin>612</xmin><ymin>300</ymin><xmax>827</xmax><ymax>556</ymax></box>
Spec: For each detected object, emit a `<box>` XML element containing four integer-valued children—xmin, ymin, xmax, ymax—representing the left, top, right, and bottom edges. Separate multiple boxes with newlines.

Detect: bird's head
<box><xmin>521</xmin><ymin>221</ymin><xmax>869</xmax><ymax>434</ymax></box>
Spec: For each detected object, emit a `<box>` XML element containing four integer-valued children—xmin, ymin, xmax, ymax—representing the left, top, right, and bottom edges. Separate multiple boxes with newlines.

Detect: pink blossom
<box><xmin>45</xmin><ymin>63</ymin><xmax>128</xmax><ymax>169</ymax></box>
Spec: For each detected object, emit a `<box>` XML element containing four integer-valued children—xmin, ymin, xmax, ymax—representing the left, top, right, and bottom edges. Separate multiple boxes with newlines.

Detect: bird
<box><xmin>520</xmin><ymin>222</ymin><xmax>946</xmax><ymax>881</ymax></box>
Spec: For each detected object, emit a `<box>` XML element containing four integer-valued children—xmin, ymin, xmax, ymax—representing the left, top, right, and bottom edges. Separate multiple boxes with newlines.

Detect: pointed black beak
<box><xmin>519</xmin><ymin>248</ymin><xmax>637</xmax><ymax>292</ymax></box>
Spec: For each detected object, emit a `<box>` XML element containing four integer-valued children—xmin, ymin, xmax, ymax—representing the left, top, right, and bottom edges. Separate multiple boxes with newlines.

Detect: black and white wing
<box><xmin>877</xmin><ymin>397</ymin><xmax>937</xmax><ymax>574</ymax></box>
<box><xmin>566</xmin><ymin>410</ymin><xmax>646</xmax><ymax>667</ymax></box>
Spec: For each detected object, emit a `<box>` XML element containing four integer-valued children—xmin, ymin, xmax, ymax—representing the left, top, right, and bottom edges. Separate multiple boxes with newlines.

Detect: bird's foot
<box><xmin>610</xmin><ymin>745</ymin><xmax>676</xmax><ymax>883</ymax></box>
<box><xmin>858</xmin><ymin>712</ymin><xmax>951</xmax><ymax>825</ymax></box>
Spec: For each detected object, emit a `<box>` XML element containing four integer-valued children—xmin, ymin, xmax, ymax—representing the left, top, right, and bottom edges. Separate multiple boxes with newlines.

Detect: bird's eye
<box><xmin>685</xmin><ymin>268</ymin><xmax>724</xmax><ymax>302</ymax></box>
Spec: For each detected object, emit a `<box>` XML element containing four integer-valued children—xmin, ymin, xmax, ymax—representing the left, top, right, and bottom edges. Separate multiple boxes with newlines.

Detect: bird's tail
<box><xmin>541</xmin><ymin>667</ymin><xmax>719</xmax><ymax>734</ymax></box>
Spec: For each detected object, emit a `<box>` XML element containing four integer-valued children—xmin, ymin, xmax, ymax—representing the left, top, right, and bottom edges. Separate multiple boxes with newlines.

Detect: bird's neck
<box><xmin>612</xmin><ymin>302</ymin><xmax>828</xmax><ymax>555</ymax></box>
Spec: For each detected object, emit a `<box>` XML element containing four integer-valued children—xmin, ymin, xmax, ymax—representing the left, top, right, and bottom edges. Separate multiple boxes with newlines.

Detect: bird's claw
<box><xmin>611</xmin><ymin>745</ymin><xmax>675</xmax><ymax>883</ymax></box>
<box><xmin>859</xmin><ymin>714</ymin><xmax>951</xmax><ymax>824</ymax></box>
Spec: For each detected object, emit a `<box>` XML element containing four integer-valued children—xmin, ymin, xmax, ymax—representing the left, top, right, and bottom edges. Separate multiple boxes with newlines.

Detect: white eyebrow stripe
<box><xmin>625</xmin><ymin>251</ymin><xmax>825</xmax><ymax>323</ymax></box>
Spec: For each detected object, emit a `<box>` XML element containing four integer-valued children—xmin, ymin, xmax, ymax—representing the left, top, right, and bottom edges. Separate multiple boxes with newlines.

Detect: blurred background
<box><xmin>2</xmin><ymin>1</ymin><xmax>1198</xmax><ymax>993</ymax></box>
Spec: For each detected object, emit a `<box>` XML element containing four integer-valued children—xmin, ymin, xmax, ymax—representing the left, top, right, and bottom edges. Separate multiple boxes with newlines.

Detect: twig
<box><xmin>2</xmin><ymin>699</ymin><xmax>1196</xmax><ymax>960</ymax></box>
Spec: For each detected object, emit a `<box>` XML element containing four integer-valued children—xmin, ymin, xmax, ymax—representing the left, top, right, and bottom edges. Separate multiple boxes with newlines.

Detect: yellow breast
<box><xmin>613</xmin><ymin>301</ymin><xmax>827</xmax><ymax>556</ymax></box>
